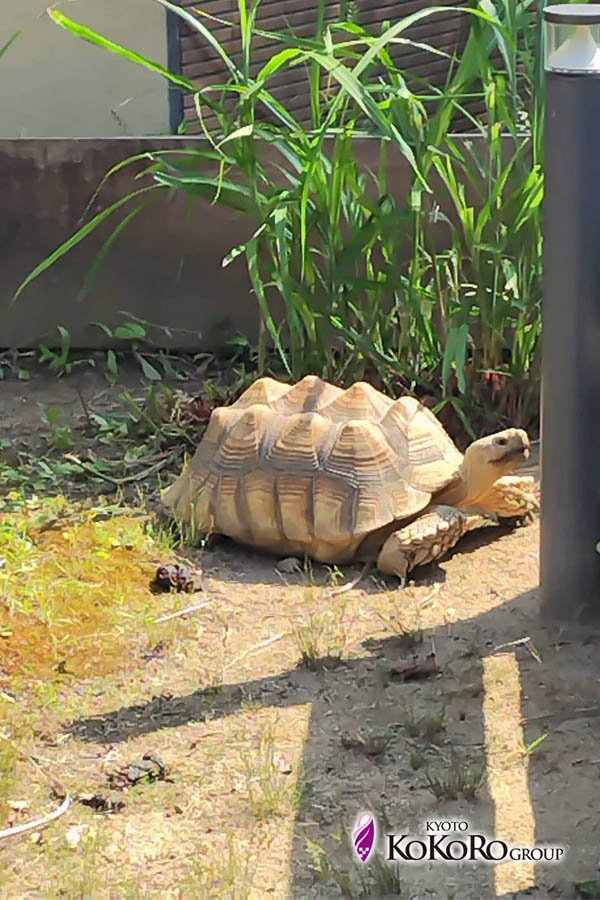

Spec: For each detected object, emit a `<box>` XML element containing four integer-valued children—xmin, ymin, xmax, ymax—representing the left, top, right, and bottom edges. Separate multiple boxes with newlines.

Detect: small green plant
<box><xmin>43</xmin><ymin>405</ymin><xmax>74</xmax><ymax>451</ymax></box>
<box><xmin>403</xmin><ymin>704</ymin><xmax>446</xmax><ymax>742</ymax></box>
<box><xmin>306</xmin><ymin>838</ymin><xmax>354</xmax><ymax>897</ymax></box>
<box><xmin>242</xmin><ymin>725</ymin><xmax>308</xmax><ymax>820</ymax></box>
<box><xmin>291</xmin><ymin>596</ymin><xmax>348</xmax><ymax>669</ymax></box>
<box><xmin>93</xmin><ymin>320</ymin><xmax>163</xmax><ymax>382</ymax></box>
<box><xmin>575</xmin><ymin>880</ymin><xmax>600</xmax><ymax>900</ymax></box>
<box><xmin>183</xmin><ymin>837</ymin><xmax>253</xmax><ymax>899</ymax></box>
<box><xmin>425</xmin><ymin>752</ymin><xmax>486</xmax><ymax>801</ymax></box>
<box><xmin>409</xmin><ymin>747</ymin><xmax>427</xmax><ymax>771</ymax></box>
<box><xmin>359</xmin><ymin>853</ymin><xmax>402</xmax><ymax>897</ymax></box>
<box><xmin>0</xmin><ymin>739</ymin><xmax>17</xmax><ymax>826</ymax></box>
<box><xmin>326</xmin><ymin>565</ymin><xmax>346</xmax><ymax>588</ymax></box>
<box><xmin>308</xmin><ymin>821</ymin><xmax>402</xmax><ymax>897</ymax></box>
<box><xmin>519</xmin><ymin>731</ymin><xmax>547</xmax><ymax>759</ymax></box>
<box><xmin>38</xmin><ymin>326</ymin><xmax>93</xmax><ymax>376</ymax></box>
<box><xmin>0</xmin><ymin>350</ymin><xmax>34</xmax><ymax>381</ymax></box>
<box><xmin>376</xmin><ymin>602</ymin><xmax>424</xmax><ymax>649</ymax></box>
<box><xmin>340</xmin><ymin>727</ymin><xmax>391</xmax><ymax>757</ymax></box>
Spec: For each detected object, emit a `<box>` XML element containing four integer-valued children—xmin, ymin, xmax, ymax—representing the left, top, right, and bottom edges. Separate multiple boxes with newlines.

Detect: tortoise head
<box><xmin>458</xmin><ymin>428</ymin><xmax>530</xmax><ymax>503</ymax></box>
<box><xmin>466</xmin><ymin>429</ymin><xmax>530</xmax><ymax>471</ymax></box>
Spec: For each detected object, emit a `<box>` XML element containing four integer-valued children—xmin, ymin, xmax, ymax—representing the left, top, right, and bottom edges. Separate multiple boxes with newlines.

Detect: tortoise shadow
<box><xmin>194</xmin><ymin>521</ymin><xmax>526</xmax><ymax>590</ymax></box>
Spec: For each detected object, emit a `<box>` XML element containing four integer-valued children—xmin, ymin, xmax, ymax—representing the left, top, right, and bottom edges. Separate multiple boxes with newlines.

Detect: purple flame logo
<box><xmin>353</xmin><ymin>812</ymin><xmax>375</xmax><ymax>863</ymax></box>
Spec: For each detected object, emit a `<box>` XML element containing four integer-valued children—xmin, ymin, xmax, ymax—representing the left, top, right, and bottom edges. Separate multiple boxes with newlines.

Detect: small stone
<box><xmin>8</xmin><ymin>800</ymin><xmax>29</xmax><ymax>812</ymax></box>
<box><xmin>276</xmin><ymin>557</ymin><xmax>302</xmax><ymax>574</ymax></box>
<box><xmin>273</xmin><ymin>753</ymin><xmax>293</xmax><ymax>775</ymax></box>
<box><xmin>65</xmin><ymin>825</ymin><xmax>86</xmax><ymax>848</ymax></box>
<box><xmin>30</xmin><ymin>832</ymin><xmax>42</xmax><ymax>845</ymax></box>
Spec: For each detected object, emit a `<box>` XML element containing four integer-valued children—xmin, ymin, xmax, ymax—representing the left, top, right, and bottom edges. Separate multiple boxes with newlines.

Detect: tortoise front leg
<box><xmin>377</xmin><ymin>505</ymin><xmax>472</xmax><ymax>583</ymax></box>
<box><xmin>476</xmin><ymin>475</ymin><xmax>539</xmax><ymax>519</ymax></box>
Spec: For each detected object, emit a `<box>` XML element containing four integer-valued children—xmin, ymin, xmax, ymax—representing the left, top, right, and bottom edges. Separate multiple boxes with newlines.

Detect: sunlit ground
<box><xmin>0</xmin><ymin>492</ymin><xmax>578</xmax><ymax>897</ymax></box>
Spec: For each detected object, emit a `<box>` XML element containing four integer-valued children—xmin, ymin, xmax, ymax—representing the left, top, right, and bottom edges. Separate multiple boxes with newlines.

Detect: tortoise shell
<box><xmin>162</xmin><ymin>376</ymin><xmax>463</xmax><ymax>563</ymax></box>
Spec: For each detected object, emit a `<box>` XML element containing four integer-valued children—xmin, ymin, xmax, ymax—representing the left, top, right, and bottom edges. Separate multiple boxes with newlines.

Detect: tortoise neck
<box><xmin>436</xmin><ymin>456</ymin><xmax>496</xmax><ymax>508</ymax></box>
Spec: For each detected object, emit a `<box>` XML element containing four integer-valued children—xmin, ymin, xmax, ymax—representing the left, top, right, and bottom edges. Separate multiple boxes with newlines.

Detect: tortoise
<box><xmin>162</xmin><ymin>376</ymin><xmax>537</xmax><ymax>582</ymax></box>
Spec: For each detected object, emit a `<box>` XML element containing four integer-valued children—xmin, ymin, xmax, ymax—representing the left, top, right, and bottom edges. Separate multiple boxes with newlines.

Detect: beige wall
<box><xmin>0</xmin><ymin>0</ymin><xmax>170</xmax><ymax>137</ymax></box>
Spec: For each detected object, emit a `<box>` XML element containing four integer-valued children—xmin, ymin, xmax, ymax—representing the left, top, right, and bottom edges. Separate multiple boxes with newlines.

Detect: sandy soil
<box><xmin>0</xmin><ymin>369</ymin><xmax>598</xmax><ymax>900</ymax></box>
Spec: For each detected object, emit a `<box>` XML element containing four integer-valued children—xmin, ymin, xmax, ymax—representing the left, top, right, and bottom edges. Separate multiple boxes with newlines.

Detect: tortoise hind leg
<box><xmin>376</xmin><ymin>505</ymin><xmax>474</xmax><ymax>583</ymax></box>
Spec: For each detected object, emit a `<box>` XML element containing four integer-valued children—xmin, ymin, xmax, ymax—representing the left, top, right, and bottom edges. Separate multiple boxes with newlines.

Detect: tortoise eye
<box><xmin>495</xmin><ymin>437</ymin><xmax>508</xmax><ymax>447</ymax></box>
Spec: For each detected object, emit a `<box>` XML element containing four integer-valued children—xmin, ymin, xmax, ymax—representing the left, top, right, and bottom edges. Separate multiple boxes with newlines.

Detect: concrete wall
<box><xmin>1</xmin><ymin>136</ymin><xmax>510</xmax><ymax>350</ymax></box>
<box><xmin>0</xmin><ymin>0</ymin><xmax>170</xmax><ymax>137</ymax></box>
<box><xmin>1</xmin><ymin>139</ymin><xmax>261</xmax><ymax>349</ymax></box>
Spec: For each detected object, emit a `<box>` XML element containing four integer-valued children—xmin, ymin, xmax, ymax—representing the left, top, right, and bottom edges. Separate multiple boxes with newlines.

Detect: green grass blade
<box><xmin>47</xmin><ymin>9</ymin><xmax>200</xmax><ymax>91</ymax></box>
<box><xmin>14</xmin><ymin>185</ymin><xmax>163</xmax><ymax>300</ymax></box>
<box><xmin>0</xmin><ymin>29</ymin><xmax>21</xmax><ymax>58</ymax></box>
<box><xmin>79</xmin><ymin>198</ymin><xmax>158</xmax><ymax>298</ymax></box>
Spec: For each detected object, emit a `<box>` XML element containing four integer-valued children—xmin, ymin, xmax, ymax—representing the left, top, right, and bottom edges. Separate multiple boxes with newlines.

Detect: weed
<box><xmin>409</xmin><ymin>748</ymin><xmax>427</xmax><ymax>771</ymax></box>
<box><xmin>43</xmin><ymin>406</ymin><xmax>74</xmax><ymax>452</ymax></box>
<box><xmin>183</xmin><ymin>836</ymin><xmax>253</xmax><ymax>899</ymax></box>
<box><xmin>403</xmin><ymin>704</ymin><xmax>447</xmax><ymax>742</ymax></box>
<box><xmin>0</xmin><ymin>738</ymin><xmax>17</xmax><ymax>826</ymax></box>
<box><xmin>242</xmin><ymin>725</ymin><xmax>309</xmax><ymax>820</ymax></box>
<box><xmin>327</xmin><ymin>565</ymin><xmax>346</xmax><ymax>588</ymax></box>
<box><xmin>376</xmin><ymin>602</ymin><xmax>424</xmax><ymax>649</ymax></box>
<box><xmin>340</xmin><ymin>727</ymin><xmax>391</xmax><ymax>757</ymax></box>
<box><xmin>425</xmin><ymin>752</ymin><xmax>486</xmax><ymax>801</ymax></box>
<box><xmin>308</xmin><ymin>820</ymin><xmax>402</xmax><ymax>897</ymax></box>
<box><xmin>291</xmin><ymin>595</ymin><xmax>348</xmax><ymax>669</ymax></box>
<box><xmin>519</xmin><ymin>731</ymin><xmax>547</xmax><ymax>759</ymax></box>
<box><xmin>306</xmin><ymin>838</ymin><xmax>353</xmax><ymax>898</ymax></box>
<box><xmin>38</xmin><ymin>326</ymin><xmax>93</xmax><ymax>377</ymax></box>
<box><xmin>302</xmin><ymin>554</ymin><xmax>315</xmax><ymax>584</ymax></box>
<box><xmin>359</xmin><ymin>853</ymin><xmax>402</xmax><ymax>896</ymax></box>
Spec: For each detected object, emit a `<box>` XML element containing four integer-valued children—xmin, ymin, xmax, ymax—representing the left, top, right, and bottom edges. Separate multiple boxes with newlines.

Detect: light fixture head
<box><xmin>544</xmin><ymin>5</ymin><xmax>600</xmax><ymax>73</ymax></box>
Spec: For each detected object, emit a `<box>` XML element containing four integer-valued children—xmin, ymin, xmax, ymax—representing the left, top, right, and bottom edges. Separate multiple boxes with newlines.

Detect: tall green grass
<box><xmin>19</xmin><ymin>0</ymin><xmax>543</xmax><ymax>434</ymax></box>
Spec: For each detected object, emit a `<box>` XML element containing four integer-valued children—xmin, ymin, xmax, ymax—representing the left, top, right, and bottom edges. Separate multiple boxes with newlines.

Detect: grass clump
<box><xmin>291</xmin><ymin>593</ymin><xmax>349</xmax><ymax>670</ymax></box>
<box><xmin>0</xmin><ymin>491</ymin><xmax>176</xmax><ymax>679</ymax></box>
<box><xmin>425</xmin><ymin>752</ymin><xmax>486</xmax><ymax>801</ymax></box>
<box><xmin>242</xmin><ymin>725</ymin><xmax>309</xmax><ymax>821</ymax></box>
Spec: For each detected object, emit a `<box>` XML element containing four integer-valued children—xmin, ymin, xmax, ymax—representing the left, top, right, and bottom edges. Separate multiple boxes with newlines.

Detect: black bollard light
<box><xmin>540</xmin><ymin>4</ymin><xmax>600</xmax><ymax>619</ymax></box>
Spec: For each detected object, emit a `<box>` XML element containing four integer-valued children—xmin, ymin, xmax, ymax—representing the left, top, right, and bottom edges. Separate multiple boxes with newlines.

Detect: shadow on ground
<box><xmin>66</xmin><ymin>575</ymin><xmax>600</xmax><ymax>899</ymax></box>
<box><xmin>200</xmin><ymin>522</ymin><xmax>527</xmax><ymax>591</ymax></box>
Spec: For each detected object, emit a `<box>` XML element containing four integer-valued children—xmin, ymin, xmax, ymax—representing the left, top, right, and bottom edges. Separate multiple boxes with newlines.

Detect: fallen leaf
<box><xmin>107</xmin><ymin>751</ymin><xmax>171</xmax><ymax>789</ymax></box>
<box><xmin>142</xmin><ymin>641</ymin><xmax>167</xmax><ymax>662</ymax></box>
<box><xmin>79</xmin><ymin>793</ymin><xmax>126</xmax><ymax>814</ymax></box>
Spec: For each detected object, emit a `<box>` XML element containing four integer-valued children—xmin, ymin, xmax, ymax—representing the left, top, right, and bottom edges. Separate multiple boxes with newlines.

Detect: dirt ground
<box><xmin>1</xmin><ymin>369</ymin><xmax>599</xmax><ymax>900</ymax></box>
